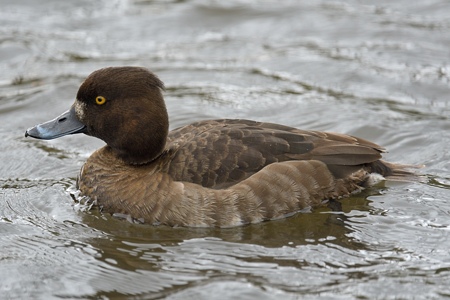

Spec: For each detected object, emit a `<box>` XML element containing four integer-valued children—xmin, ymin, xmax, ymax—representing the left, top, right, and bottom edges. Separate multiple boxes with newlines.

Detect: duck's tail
<box><xmin>371</xmin><ymin>160</ymin><xmax>425</xmax><ymax>183</ymax></box>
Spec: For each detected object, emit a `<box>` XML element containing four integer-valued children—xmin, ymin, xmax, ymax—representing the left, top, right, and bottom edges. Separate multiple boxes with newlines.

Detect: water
<box><xmin>1</xmin><ymin>0</ymin><xmax>450</xmax><ymax>299</ymax></box>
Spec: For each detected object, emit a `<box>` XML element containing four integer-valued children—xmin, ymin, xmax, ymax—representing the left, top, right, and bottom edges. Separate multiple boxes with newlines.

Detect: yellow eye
<box><xmin>95</xmin><ymin>96</ymin><xmax>107</xmax><ymax>105</ymax></box>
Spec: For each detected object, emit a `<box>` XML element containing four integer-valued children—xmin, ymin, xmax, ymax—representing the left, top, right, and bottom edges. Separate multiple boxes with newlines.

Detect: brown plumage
<box><xmin>25</xmin><ymin>66</ymin><xmax>415</xmax><ymax>227</ymax></box>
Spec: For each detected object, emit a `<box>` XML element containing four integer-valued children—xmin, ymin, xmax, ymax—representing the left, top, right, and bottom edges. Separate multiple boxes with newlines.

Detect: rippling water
<box><xmin>1</xmin><ymin>0</ymin><xmax>450</xmax><ymax>299</ymax></box>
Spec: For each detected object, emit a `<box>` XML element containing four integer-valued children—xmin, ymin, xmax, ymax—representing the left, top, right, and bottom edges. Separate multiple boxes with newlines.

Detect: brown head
<box><xmin>25</xmin><ymin>67</ymin><xmax>169</xmax><ymax>165</ymax></box>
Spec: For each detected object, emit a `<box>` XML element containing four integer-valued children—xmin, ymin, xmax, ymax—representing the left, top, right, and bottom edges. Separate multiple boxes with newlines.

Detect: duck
<box><xmin>25</xmin><ymin>66</ymin><xmax>414</xmax><ymax>227</ymax></box>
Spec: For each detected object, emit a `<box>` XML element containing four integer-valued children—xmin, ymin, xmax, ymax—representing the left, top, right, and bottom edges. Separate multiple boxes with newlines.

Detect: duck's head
<box><xmin>25</xmin><ymin>67</ymin><xmax>169</xmax><ymax>165</ymax></box>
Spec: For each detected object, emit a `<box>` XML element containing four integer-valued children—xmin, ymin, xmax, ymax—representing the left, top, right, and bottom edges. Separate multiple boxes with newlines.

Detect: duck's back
<box><xmin>163</xmin><ymin>119</ymin><xmax>391</xmax><ymax>190</ymax></box>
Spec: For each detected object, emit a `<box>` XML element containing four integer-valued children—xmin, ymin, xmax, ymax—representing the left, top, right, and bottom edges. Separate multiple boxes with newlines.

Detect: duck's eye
<box><xmin>95</xmin><ymin>96</ymin><xmax>107</xmax><ymax>105</ymax></box>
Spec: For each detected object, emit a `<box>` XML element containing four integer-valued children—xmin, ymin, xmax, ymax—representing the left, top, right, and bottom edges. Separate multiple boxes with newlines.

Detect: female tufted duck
<box><xmin>26</xmin><ymin>66</ymin><xmax>414</xmax><ymax>227</ymax></box>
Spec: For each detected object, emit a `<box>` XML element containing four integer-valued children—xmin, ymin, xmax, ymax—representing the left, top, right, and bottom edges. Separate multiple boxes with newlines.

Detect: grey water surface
<box><xmin>1</xmin><ymin>0</ymin><xmax>450</xmax><ymax>299</ymax></box>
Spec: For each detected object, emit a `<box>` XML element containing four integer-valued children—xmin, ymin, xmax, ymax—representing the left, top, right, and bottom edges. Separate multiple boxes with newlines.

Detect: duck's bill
<box><xmin>25</xmin><ymin>106</ymin><xmax>86</xmax><ymax>140</ymax></box>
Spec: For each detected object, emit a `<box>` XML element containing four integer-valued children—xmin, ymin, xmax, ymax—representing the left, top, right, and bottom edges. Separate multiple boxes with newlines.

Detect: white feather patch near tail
<box><xmin>366</xmin><ymin>173</ymin><xmax>385</xmax><ymax>186</ymax></box>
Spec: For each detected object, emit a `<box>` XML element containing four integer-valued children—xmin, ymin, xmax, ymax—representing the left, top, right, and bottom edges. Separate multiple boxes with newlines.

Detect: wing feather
<box><xmin>164</xmin><ymin>119</ymin><xmax>385</xmax><ymax>188</ymax></box>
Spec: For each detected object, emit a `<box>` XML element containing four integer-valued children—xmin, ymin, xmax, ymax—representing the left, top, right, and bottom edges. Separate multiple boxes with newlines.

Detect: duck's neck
<box><xmin>109</xmin><ymin>100</ymin><xmax>169</xmax><ymax>166</ymax></box>
<box><xmin>112</xmin><ymin>130</ymin><xmax>168</xmax><ymax>165</ymax></box>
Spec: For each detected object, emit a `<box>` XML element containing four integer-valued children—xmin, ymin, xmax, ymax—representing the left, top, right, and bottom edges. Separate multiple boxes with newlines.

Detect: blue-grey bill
<box><xmin>25</xmin><ymin>106</ymin><xmax>86</xmax><ymax>140</ymax></box>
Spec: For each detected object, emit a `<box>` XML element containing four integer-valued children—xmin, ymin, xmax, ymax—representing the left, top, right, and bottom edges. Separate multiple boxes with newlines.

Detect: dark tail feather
<box><xmin>371</xmin><ymin>160</ymin><xmax>425</xmax><ymax>182</ymax></box>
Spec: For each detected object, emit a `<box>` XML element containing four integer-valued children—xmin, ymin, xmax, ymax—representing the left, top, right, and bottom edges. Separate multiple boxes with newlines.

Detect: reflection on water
<box><xmin>1</xmin><ymin>0</ymin><xmax>450</xmax><ymax>299</ymax></box>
